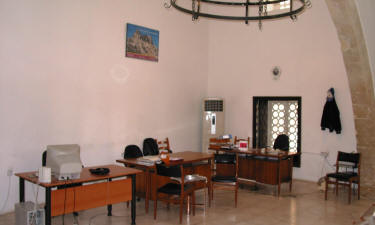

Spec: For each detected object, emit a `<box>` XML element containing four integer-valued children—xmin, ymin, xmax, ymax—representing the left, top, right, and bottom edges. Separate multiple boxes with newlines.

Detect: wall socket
<box><xmin>320</xmin><ymin>151</ymin><xmax>329</xmax><ymax>158</ymax></box>
<box><xmin>7</xmin><ymin>168</ymin><xmax>13</xmax><ymax>176</ymax></box>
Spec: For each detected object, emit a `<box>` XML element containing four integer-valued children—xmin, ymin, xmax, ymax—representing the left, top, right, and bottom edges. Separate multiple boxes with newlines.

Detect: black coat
<box><xmin>321</xmin><ymin>98</ymin><xmax>342</xmax><ymax>134</ymax></box>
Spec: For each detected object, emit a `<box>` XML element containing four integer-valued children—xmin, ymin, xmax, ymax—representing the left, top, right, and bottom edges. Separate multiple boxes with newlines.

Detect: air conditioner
<box><xmin>202</xmin><ymin>98</ymin><xmax>225</xmax><ymax>153</ymax></box>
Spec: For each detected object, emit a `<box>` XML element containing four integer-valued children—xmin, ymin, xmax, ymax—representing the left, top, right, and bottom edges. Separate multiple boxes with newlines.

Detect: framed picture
<box><xmin>125</xmin><ymin>23</ymin><xmax>159</xmax><ymax>62</ymax></box>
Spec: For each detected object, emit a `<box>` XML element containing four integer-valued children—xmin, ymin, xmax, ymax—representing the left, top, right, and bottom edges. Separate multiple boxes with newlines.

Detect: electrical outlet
<box><xmin>7</xmin><ymin>168</ymin><xmax>13</xmax><ymax>176</ymax></box>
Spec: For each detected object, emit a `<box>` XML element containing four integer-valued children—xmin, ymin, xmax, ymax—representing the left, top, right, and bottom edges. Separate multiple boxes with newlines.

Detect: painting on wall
<box><xmin>125</xmin><ymin>23</ymin><xmax>159</xmax><ymax>62</ymax></box>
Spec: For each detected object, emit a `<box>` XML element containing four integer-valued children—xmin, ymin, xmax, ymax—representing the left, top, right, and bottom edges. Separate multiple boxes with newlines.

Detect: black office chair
<box><xmin>124</xmin><ymin>145</ymin><xmax>143</xmax><ymax>159</ymax></box>
<box><xmin>273</xmin><ymin>134</ymin><xmax>290</xmax><ymax>151</ymax></box>
<box><xmin>211</xmin><ymin>153</ymin><xmax>238</xmax><ymax>207</ymax></box>
<box><xmin>142</xmin><ymin>138</ymin><xmax>159</xmax><ymax>156</ymax></box>
<box><xmin>123</xmin><ymin>145</ymin><xmax>143</xmax><ymax>205</ymax></box>
<box><xmin>154</xmin><ymin>162</ymin><xmax>195</xmax><ymax>224</ymax></box>
<box><xmin>325</xmin><ymin>151</ymin><xmax>361</xmax><ymax>204</ymax></box>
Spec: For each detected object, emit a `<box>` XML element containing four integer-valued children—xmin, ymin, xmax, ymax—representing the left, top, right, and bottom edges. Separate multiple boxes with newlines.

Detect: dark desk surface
<box><xmin>209</xmin><ymin>147</ymin><xmax>299</xmax><ymax>158</ymax></box>
<box><xmin>116</xmin><ymin>151</ymin><xmax>214</xmax><ymax>167</ymax></box>
<box><xmin>15</xmin><ymin>164</ymin><xmax>142</xmax><ymax>188</ymax></box>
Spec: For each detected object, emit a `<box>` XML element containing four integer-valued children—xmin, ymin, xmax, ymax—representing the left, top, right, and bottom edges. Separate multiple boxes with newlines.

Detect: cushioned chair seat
<box><xmin>212</xmin><ymin>176</ymin><xmax>237</xmax><ymax>183</ymax></box>
<box><xmin>327</xmin><ymin>172</ymin><xmax>358</xmax><ymax>181</ymax></box>
<box><xmin>253</xmin><ymin>156</ymin><xmax>267</xmax><ymax>160</ymax></box>
<box><xmin>215</xmin><ymin>154</ymin><xmax>236</xmax><ymax>164</ymax></box>
<box><xmin>158</xmin><ymin>183</ymin><xmax>193</xmax><ymax>195</ymax></box>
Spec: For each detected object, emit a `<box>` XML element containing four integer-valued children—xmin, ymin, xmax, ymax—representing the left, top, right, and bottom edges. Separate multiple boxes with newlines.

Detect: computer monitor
<box><xmin>46</xmin><ymin>144</ymin><xmax>83</xmax><ymax>180</ymax></box>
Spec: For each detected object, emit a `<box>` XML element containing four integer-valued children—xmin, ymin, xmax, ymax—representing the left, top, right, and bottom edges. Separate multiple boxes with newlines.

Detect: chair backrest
<box><xmin>142</xmin><ymin>138</ymin><xmax>159</xmax><ymax>156</ymax></box>
<box><xmin>273</xmin><ymin>134</ymin><xmax>289</xmax><ymax>151</ymax></box>
<box><xmin>209</xmin><ymin>138</ymin><xmax>231</xmax><ymax>150</ymax></box>
<box><xmin>124</xmin><ymin>145</ymin><xmax>143</xmax><ymax>159</ymax></box>
<box><xmin>155</xmin><ymin>163</ymin><xmax>182</xmax><ymax>178</ymax></box>
<box><xmin>234</xmin><ymin>136</ymin><xmax>250</xmax><ymax>149</ymax></box>
<box><xmin>337</xmin><ymin>151</ymin><xmax>361</xmax><ymax>168</ymax></box>
<box><xmin>156</xmin><ymin>137</ymin><xmax>171</xmax><ymax>151</ymax></box>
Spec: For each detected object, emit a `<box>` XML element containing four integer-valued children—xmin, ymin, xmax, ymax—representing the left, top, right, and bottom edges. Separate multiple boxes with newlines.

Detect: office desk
<box><xmin>15</xmin><ymin>164</ymin><xmax>142</xmax><ymax>225</ymax></box>
<box><xmin>209</xmin><ymin>147</ymin><xmax>298</xmax><ymax>196</ymax></box>
<box><xmin>116</xmin><ymin>151</ymin><xmax>214</xmax><ymax>213</ymax></box>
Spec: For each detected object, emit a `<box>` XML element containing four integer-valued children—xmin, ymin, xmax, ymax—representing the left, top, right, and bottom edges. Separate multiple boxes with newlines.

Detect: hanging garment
<box><xmin>321</xmin><ymin>88</ymin><xmax>342</xmax><ymax>134</ymax></box>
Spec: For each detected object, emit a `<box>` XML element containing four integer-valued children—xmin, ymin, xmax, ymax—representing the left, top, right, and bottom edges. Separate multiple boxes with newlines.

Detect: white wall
<box><xmin>355</xmin><ymin>0</ymin><xmax>375</xmax><ymax>95</ymax></box>
<box><xmin>0</xmin><ymin>0</ymin><xmax>208</xmax><ymax>213</ymax></box>
<box><xmin>206</xmin><ymin>1</ymin><xmax>357</xmax><ymax>181</ymax></box>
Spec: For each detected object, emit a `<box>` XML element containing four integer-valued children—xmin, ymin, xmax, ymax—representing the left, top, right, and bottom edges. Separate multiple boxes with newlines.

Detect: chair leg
<box><xmin>192</xmin><ymin>192</ymin><xmax>195</xmax><ymax>216</ymax></box>
<box><xmin>289</xmin><ymin>179</ymin><xmax>293</xmax><ymax>192</ymax></box>
<box><xmin>235</xmin><ymin>183</ymin><xmax>238</xmax><ymax>208</ymax></box>
<box><xmin>349</xmin><ymin>181</ymin><xmax>352</xmax><ymax>204</ymax></box>
<box><xmin>126</xmin><ymin>201</ymin><xmax>129</xmax><ymax>208</ymax></box>
<box><xmin>325</xmin><ymin>176</ymin><xmax>328</xmax><ymax>200</ymax></box>
<box><xmin>335</xmin><ymin>180</ymin><xmax>338</xmax><ymax>196</ymax></box>
<box><xmin>179</xmin><ymin>197</ymin><xmax>184</xmax><ymax>224</ymax></box>
<box><xmin>211</xmin><ymin>182</ymin><xmax>214</xmax><ymax>201</ymax></box>
<box><xmin>358</xmin><ymin>181</ymin><xmax>360</xmax><ymax>200</ymax></box>
<box><xmin>154</xmin><ymin>195</ymin><xmax>157</xmax><ymax>220</ymax></box>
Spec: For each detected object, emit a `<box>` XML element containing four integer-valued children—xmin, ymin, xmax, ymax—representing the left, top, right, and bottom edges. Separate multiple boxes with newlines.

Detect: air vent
<box><xmin>204</xmin><ymin>100</ymin><xmax>223</xmax><ymax>112</ymax></box>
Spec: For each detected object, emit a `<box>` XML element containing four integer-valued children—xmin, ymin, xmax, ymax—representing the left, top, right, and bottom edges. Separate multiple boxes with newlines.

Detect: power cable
<box><xmin>0</xmin><ymin>176</ymin><xmax>11</xmax><ymax>213</ymax></box>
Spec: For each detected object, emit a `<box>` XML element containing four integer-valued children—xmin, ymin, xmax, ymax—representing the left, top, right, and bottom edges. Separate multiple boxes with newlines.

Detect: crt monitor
<box><xmin>46</xmin><ymin>144</ymin><xmax>83</xmax><ymax>180</ymax></box>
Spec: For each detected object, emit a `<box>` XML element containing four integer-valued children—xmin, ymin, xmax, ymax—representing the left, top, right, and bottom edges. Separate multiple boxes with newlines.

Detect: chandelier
<box><xmin>165</xmin><ymin>0</ymin><xmax>312</xmax><ymax>30</ymax></box>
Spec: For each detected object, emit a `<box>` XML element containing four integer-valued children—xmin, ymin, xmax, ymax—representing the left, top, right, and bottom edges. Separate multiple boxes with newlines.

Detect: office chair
<box><xmin>124</xmin><ymin>145</ymin><xmax>143</xmax><ymax>158</ymax></box>
<box><xmin>273</xmin><ymin>134</ymin><xmax>289</xmax><ymax>151</ymax></box>
<box><xmin>123</xmin><ymin>145</ymin><xmax>143</xmax><ymax>206</ymax></box>
<box><xmin>142</xmin><ymin>138</ymin><xmax>159</xmax><ymax>156</ymax></box>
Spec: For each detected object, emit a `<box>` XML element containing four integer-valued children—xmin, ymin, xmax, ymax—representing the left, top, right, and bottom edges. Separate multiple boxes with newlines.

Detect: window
<box><xmin>268</xmin><ymin>101</ymin><xmax>298</xmax><ymax>153</ymax></box>
<box><xmin>253</xmin><ymin>97</ymin><xmax>301</xmax><ymax>167</ymax></box>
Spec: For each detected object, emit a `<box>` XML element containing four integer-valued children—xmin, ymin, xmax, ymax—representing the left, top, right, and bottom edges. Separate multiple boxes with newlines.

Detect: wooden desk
<box><xmin>116</xmin><ymin>151</ymin><xmax>214</xmax><ymax>213</ymax></box>
<box><xmin>209</xmin><ymin>147</ymin><xmax>297</xmax><ymax>196</ymax></box>
<box><xmin>15</xmin><ymin>164</ymin><xmax>142</xmax><ymax>225</ymax></box>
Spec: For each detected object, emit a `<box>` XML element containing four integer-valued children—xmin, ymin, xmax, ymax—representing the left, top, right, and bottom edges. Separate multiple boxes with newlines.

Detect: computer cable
<box><xmin>88</xmin><ymin>202</ymin><xmax>145</xmax><ymax>225</ymax></box>
<box><xmin>0</xmin><ymin>176</ymin><xmax>11</xmax><ymax>213</ymax></box>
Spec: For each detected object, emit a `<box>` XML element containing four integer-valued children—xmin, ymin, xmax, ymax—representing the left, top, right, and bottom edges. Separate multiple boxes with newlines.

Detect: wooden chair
<box><xmin>208</xmin><ymin>137</ymin><xmax>231</xmax><ymax>150</ymax></box>
<box><xmin>209</xmin><ymin>137</ymin><xmax>238</xmax><ymax>207</ymax></box>
<box><xmin>325</xmin><ymin>151</ymin><xmax>361</xmax><ymax>204</ymax></box>
<box><xmin>154</xmin><ymin>163</ymin><xmax>195</xmax><ymax>224</ymax></box>
<box><xmin>156</xmin><ymin>137</ymin><xmax>172</xmax><ymax>153</ymax></box>
<box><xmin>234</xmin><ymin>136</ymin><xmax>250</xmax><ymax>149</ymax></box>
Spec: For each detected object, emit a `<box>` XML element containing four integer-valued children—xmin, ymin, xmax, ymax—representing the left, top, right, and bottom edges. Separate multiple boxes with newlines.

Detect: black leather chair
<box><xmin>154</xmin><ymin>163</ymin><xmax>195</xmax><ymax>224</ymax></box>
<box><xmin>142</xmin><ymin>138</ymin><xmax>159</xmax><ymax>156</ymax></box>
<box><xmin>273</xmin><ymin>134</ymin><xmax>289</xmax><ymax>151</ymax></box>
<box><xmin>325</xmin><ymin>151</ymin><xmax>361</xmax><ymax>204</ymax></box>
<box><xmin>123</xmin><ymin>145</ymin><xmax>143</xmax><ymax>205</ymax></box>
<box><xmin>211</xmin><ymin>153</ymin><xmax>238</xmax><ymax>207</ymax></box>
<box><xmin>124</xmin><ymin>145</ymin><xmax>143</xmax><ymax>158</ymax></box>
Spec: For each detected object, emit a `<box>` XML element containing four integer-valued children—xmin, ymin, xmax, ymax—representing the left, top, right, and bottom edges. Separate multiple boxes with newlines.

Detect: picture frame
<box><xmin>125</xmin><ymin>23</ymin><xmax>159</xmax><ymax>62</ymax></box>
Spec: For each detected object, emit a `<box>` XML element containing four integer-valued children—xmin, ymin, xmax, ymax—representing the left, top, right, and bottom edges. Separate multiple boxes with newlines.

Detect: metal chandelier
<box><xmin>165</xmin><ymin>0</ymin><xmax>312</xmax><ymax>30</ymax></box>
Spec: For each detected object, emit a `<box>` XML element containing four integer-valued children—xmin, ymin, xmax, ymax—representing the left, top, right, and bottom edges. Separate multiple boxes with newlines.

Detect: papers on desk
<box><xmin>137</xmin><ymin>155</ymin><xmax>161</xmax><ymax>166</ymax></box>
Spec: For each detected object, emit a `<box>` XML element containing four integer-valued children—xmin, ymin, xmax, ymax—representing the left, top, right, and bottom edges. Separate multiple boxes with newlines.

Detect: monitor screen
<box><xmin>46</xmin><ymin>144</ymin><xmax>83</xmax><ymax>180</ymax></box>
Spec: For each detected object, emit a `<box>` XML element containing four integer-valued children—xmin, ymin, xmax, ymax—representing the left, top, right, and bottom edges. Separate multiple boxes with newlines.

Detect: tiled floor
<box><xmin>1</xmin><ymin>180</ymin><xmax>373</xmax><ymax>225</ymax></box>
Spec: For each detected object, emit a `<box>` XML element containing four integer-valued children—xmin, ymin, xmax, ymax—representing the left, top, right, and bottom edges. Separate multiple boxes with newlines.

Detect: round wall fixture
<box><xmin>272</xmin><ymin>66</ymin><xmax>281</xmax><ymax>80</ymax></box>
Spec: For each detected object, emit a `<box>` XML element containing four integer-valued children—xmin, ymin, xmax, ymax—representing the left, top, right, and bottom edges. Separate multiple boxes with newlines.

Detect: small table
<box><xmin>116</xmin><ymin>151</ymin><xmax>214</xmax><ymax>213</ymax></box>
<box><xmin>15</xmin><ymin>164</ymin><xmax>142</xmax><ymax>225</ymax></box>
